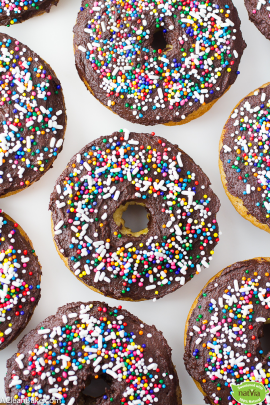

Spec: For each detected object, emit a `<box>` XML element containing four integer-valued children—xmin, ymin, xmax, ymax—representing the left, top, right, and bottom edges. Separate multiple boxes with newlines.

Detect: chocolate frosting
<box><xmin>220</xmin><ymin>83</ymin><xmax>270</xmax><ymax>229</ymax></box>
<box><xmin>244</xmin><ymin>0</ymin><xmax>270</xmax><ymax>40</ymax></box>
<box><xmin>73</xmin><ymin>0</ymin><xmax>246</xmax><ymax>126</ymax></box>
<box><xmin>49</xmin><ymin>131</ymin><xmax>220</xmax><ymax>301</ymax></box>
<box><xmin>0</xmin><ymin>0</ymin><xmax>59</xmax><ymax>26</ymax></box>
<box><xmin>0</xmin><ymin>33</ymin><xmax>66</xmax><ymax>197</ymax></box>
<box><xmin>0</xmin><ymin>210</ymin><xmax>41</xmax><ymax>350</ymax></box>
<box><xmin>5</xmin><ymin>301</ymin><xmax>180</xmax><ymax>405</ymax></box>
<box><xmin>184</xmin><ymin>258</ymin><xmax>270</xmax><ymax>405</ymax></box>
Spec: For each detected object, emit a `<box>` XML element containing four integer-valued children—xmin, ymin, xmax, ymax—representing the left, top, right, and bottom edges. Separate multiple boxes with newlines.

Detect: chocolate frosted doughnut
<box><xmin>49</xmin><ymin>131</ymin><xmax>220</xmax><ymax>301</ymax></box>
<box><xmin>0</xmin><ymin>33</ymin><xmax>66</xmax><ymax>198</ymax></box>
<box><xmin>244</xmin><ymin>0</ymin><xmax>270</xmax><ymax>40</ymax></box>
<box><xmin>5</xmin><ymin>301</ymin><xmax>182</xmax><ymax>405</ymax></box>
<box><xmin>73</xmin><ymin>0</ymin><xmax>246</xmax><ymax>126</ymax></box>
<box><xmin>219</xmin><ymin>83</ymin><xmax>270</xmax><ymax>233</ymax></box>
<box><xmin>184</xmin><ymin>258</ymin><xmax>270</xmax><ymax>405</ymax></box>
<box><xmin>0</xmin><ymin>209</ymin><xmax>41</xmax><ymax>350</ymax></box>
<box><xmin>0</xmin><ymin>0</ymin><xmax>59</xmax><ymax>26</ymax></box>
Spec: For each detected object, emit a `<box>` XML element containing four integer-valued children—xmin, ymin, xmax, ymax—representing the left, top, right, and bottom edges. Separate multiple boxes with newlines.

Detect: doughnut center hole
<box><xmin>113</xmin><ymin>201</ymin><xmax>150</xmax><ymax>237</ymax></box>
<box><xmin>151</xmin><ymin>28</ymin><xmax>172</xmax><ymax>53</ymax></box>
<box><xmin>82</xmin><ymin>376</ymin><xmax>110</xmax><ymax>400</ymax></box>
<box><xmin>259</xmin><ymin>321</ymin><xmax>270</xmax><ymax>356</ymax></box>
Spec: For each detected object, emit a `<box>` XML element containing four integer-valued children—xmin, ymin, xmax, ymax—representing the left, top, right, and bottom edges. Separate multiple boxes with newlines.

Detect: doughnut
<box><xmin>244</xmin><ymin>0</ymin><xmax>270</xmax><ymax>40</ymax></box>
<box><xmin>0</xmin><ymin>209</ymin><xmax>41</xmax><ymax>350</ymax></box>
<box><xmin>73</xmin><ymin>0</ymin><xmax>246</xmax><ymax>126</ymax></box>
<box><xmin>5</xmin><ymin>301</ymin><xmax>182</xmax><ymax>405</ymax></box>
<box><xmin>184</xmin><ymin>257</ymin><xmax>270</xmax><ymax>405</ymax></box>
<box><xmin>0</xmin><ymin>33</ymin><xmax>66</xmax><ymax>198</ymax></box>
<box><xmin>49</xmin><ymin>130</ymin><xmax>220</xmax><ymax>301</ymax></box>
<box><xmin>219</xmin><ymin>83</ymin><xmax>270</xmax><ymax>234</ymax></box>
<box><xmin>0</xmin><ymin>0</ymin><xmax>59</xmax><ymax>26</ymax></box>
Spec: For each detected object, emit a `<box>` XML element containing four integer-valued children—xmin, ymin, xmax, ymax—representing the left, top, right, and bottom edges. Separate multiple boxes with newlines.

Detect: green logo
<box><xmin>231</xmin><ymin>382</ymin><xmax>266</xmax><ymax>405</ymax></box>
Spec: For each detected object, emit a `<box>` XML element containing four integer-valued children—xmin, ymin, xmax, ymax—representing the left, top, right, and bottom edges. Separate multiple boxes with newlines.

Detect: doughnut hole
<box><xmin>78</xmin><ymin>375</ymin><xmax>111</xmax><ymax>405</ymax></box>
<box><xmin>151</xmin><ymin>28</ymin><xmax>173</xmax><ymax>53</ymax></box>
<box><xmin>113</xmin><ymin>200</ymin><xmax>150</xmax><ymax>237</ymax></box>
<box><xmin>258</xmin><ymin>320</ymin><xmax>270</xmax><ymax>356</ymax></box>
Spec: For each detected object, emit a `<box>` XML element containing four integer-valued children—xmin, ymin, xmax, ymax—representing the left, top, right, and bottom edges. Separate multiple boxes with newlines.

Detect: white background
<box><xmin>0</xmin><ymin>0</ymin><xmax>269</xmax><ymax>403</ymax></box>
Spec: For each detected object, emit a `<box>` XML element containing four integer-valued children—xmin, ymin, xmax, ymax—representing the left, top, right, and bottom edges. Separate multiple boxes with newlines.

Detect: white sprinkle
<box><xmin>68</xmin><ymin>313</ymin><xmax>78</xmax><ymax>318</ymax></box>
<box><xmin>256</xmin><ymin>317</ymin><xmax>266</xmax><ymax>322</ymax></box>
<box><xmin>145</xmin><ymin>285</ymin><xmax>156</xmax><ymax>290</ymax></box>
<box><xmin>177</xmin><ymin>152</ymin><xmax>183</xmax><ymax>167</ymax></box>
<box><xmin>123</xmin><ymin>128</ymin><xmax>130</xmax><ymax>140</ymax></box>
<box><xmin>38</xmin><ymin>328</ymin><xmax>50</xmax><ymax>335</ymax></box>
<box><xmin>62</xmin><ymin>315</ymin><xmax>68</xmax><ymax>324</ymax></box>
<box><xmin>55</xmin><ymin>220</ymin><xmax>64</xmax><ymax>231</ymax></box>
<box><xmin>158</xmin><ymin>88</ymin><xmax>163</xmax><ymax>99</ymax></box>
<box><xmin>78</xmin><ymin>45</ymin><xmax>86</xmax><ymax>52</ymax></box>
<box><xmin>16</xmin><ymin>354</ymin><xmax>24</xmax><ymax>369</ymax></box>
<box><xmin>94</xmin><ymin>271</ymin><xmax>101</xmax><ymax>282</ymax></box>
<box><xmin>106</xmin><ymin>369</ymin><xmax>118</xmax><ymax>379</ymax></box>
<box><xmin>84</xmin><ymin>162</ymin><xmax>91</xmax><ymax>171</ymax></box>
<box><xmin>56</xmin><ymin>139</ymin><xmax>63</xmax><ymax>148</ymax></box>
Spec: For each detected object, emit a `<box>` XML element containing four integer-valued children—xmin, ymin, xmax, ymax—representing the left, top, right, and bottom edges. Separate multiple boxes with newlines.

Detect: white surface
<box><xmin>0</xmin><ymin>0</ymin><xmax>269</xmax><ymax>403</ymax></box>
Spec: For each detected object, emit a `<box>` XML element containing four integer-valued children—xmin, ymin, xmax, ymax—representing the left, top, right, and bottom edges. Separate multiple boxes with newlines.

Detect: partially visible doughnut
<box><xmin>244</xmin><ymin>0</ymin><xmax>270</xmax><ymax>40</ymax></box>
<box><xmin>0</xmin><ymin>0</ymin><xmax>59</xmax><ymax>26</ymax></box>
<box><xmin>73</xmin><ymin>0</ymin><xmax>246</xmax><ymax>126</ymax></box>
<box><xmin>5</xmin><ymin>301</ymin><xmax>181</xmax><ymax>405</ymax></box>
<box><xmin>0</xmin><ymin>209</ymin><xmax>41</xmax><ymax>350</ymax></box>
<box><xmin>0</xmin><ymin>33</ymin><xmax>66</xmax><ymax>198</ymax></box>
<box><xmin>184</xmin><ymin>258</ymin><xmax>270</xmax><ymax>405</ymax></box>
<box><xmin>219</xmin><ymin>83</ymin><xmax>270</xmax><ymax>233</ymax></box>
